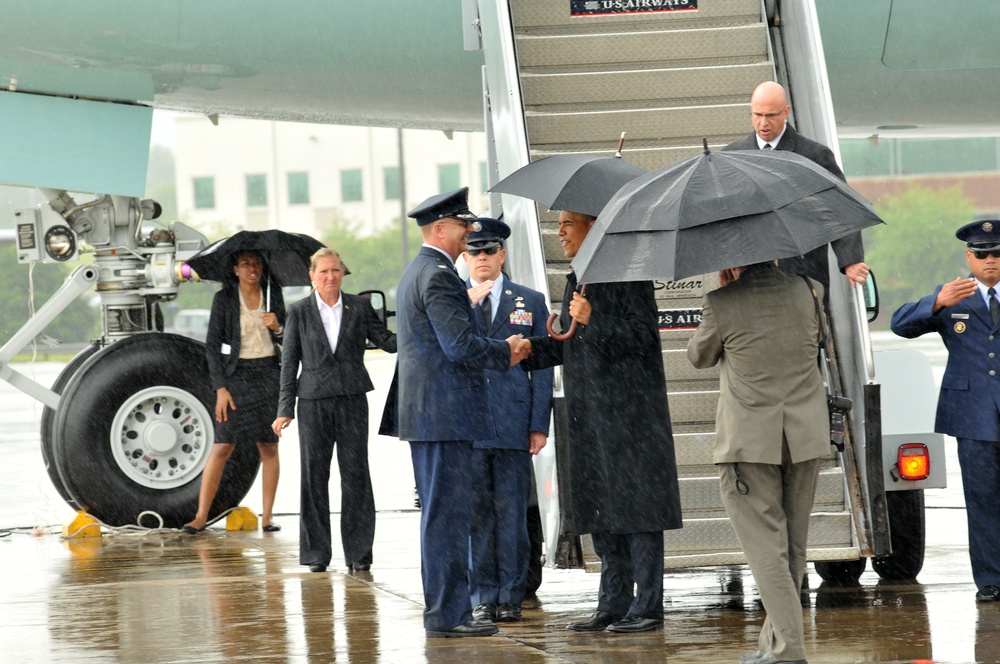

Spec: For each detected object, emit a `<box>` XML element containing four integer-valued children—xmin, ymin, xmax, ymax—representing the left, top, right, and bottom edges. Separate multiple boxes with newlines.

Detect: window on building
<box><xmin>384</xmin><ymin>166</ymin><xmax>400</xmax><ymax>201</ymax></box>
<box><xmin>479</xmin><ymin>161</ymin><xmax>489</xmax><ymax>194</ymax></box>
<box><xmin>246</xmin><ymin>174</ymin><xmax>268</xmax><ymax>207</ymax></box>
<box><xmin>193</xmin><ymin>177</ymin><xmax>215</xmax><ymax>209</ymax></box>
<box><xmin>341</xmin><ymin>169</ymin><xmax>363</xmax><ymax>203</ymax></box>
<box><xmin>288</xmin><ymin>172</ymin><xmax>310</xmax><ymax>205</ymax></box>
<box><xmin>438</xmin><ymin>163</ymin><xmax>460</xmax><ymax>193</ymax></box>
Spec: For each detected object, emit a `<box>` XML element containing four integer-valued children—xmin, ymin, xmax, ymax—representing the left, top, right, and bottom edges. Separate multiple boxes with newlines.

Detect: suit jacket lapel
<box><xmin>335</xmin><ymin>296</ymin><xmax>355</xmax><ymax>356</ymax></box>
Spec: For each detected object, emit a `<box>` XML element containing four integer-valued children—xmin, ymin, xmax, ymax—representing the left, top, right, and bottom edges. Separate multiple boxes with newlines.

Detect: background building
<box><xmin>172</xmin><ymin>116</ymin><xmax>490</xmax><ymax>238</ymax></box>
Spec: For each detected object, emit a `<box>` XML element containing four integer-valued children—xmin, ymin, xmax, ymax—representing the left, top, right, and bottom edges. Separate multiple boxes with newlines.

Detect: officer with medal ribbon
<box><xmin>462</xmin><ymin>217</ymin><xmax>553</xmax><ymax>624</ymax></box>
<box><xmin>394</xmin><ymin>187</ymin><xmax>529</xmax><ymax>638</ymax></box>
<box><xmin>891</xmin><ymin>220</ymin><xmax>1000</xmax><ymax>603</ymax></box>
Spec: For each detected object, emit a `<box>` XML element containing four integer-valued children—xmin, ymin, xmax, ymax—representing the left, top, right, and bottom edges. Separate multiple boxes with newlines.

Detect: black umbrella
<box><xmin>571</xmin><ymin>144</ymin><xmax>885</xmax><ymax>284</ymax></box>
<box><xmin>489</xmin><ymin>153</ymin><xmax>646</xmax><ymax>217</ymax></box>
<box><xmin>185</xmin><ymin>229</ymin><xmax>326</xmax><ymax>307</ymax></box>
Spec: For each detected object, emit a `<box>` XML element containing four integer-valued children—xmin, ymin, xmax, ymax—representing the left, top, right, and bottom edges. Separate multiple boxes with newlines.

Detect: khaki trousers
<box><xmin>718</xmin><ymin>440</ymin><xmax>821</xmax><ymax>662</ymax></box>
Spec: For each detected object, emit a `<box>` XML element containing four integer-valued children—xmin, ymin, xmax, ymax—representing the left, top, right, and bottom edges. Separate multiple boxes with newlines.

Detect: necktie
<box><xmin>762</xmin><ymin>143</ymin><xmax>772</xmax><ymax>150</ymax></box>
<box><xmin>990</xmin><ymin>287</ymin><xmax>999</xmax><ymax>325</ymax></box>
<box><xmin>481</xmin><ymin>295</ymin><xmax>492</xmax><ymax>329</ymax></box>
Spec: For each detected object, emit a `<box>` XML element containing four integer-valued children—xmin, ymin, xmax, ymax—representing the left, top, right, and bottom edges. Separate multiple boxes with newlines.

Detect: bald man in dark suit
<box><xmin>724</xmin><ymin>81</ymin><xmax>870</xmax><ymax>292</ymax></box>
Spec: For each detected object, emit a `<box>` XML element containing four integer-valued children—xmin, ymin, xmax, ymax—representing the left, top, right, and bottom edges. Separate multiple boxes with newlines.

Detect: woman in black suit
<box><xmin>272</xmin><ymin>247</ymin><xmax>396</xmax><ymax>572</ymax></box>
<box><xmin>183</xmin><ymin>250</ymin><xmax>285</xmax><ymax>533</ymax></box>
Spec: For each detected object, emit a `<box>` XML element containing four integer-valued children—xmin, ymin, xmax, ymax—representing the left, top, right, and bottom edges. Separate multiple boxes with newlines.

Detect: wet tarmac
<box><xmin>1</xmin><ymin>507</ymin><xmax>995</xmax><ymax>663</ymax></box>
<box><xmin>3</xmin><ymin>340</ymin><xmax>1000</xmax><ymax>663</ymax></box>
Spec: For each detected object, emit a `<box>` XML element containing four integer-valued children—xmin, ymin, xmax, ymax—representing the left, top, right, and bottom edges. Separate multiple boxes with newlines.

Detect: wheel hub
<box><xmin>110</xmin><ymin>385</ymin><xmax>213</xmax><ymax>489</ymax></box>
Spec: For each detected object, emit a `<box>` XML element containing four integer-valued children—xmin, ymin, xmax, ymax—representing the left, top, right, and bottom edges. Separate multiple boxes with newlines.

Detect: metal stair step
<box><xmin>516</xmin><ymin>24</ymin><xmax>767</xmax><ymax>70</ymax></box>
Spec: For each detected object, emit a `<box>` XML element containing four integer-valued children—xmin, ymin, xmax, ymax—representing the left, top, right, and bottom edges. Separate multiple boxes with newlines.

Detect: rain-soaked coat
<box><xmin>525</xmin><ymin>272</ymin><xmax>682</xmax><ymax>535</ymax></box>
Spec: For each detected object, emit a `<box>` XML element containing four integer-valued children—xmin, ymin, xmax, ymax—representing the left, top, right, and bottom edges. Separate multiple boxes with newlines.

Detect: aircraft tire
<box><xmin>814</xmin><ymin>557</ymin><xmax>867</xmax><ymax>584</ymax></box>
<box><xmin>50</xmin><ymin>334</ymin><xmax>259</xmax><ymax>528</ymax></box>
<box><xmin>872</xmin><ymin>490</ymin><xmax>926</xmax><ymax>581</ymax></box>
<box><xmin>40</xmin><ymin>341</ymin><xmax>102</xmax><ymax>504</ymax></box>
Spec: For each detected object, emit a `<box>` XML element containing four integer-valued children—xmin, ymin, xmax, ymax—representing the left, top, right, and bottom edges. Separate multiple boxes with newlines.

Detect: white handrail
<box><xmin>854</xmin><ymin>282</ymin><xmax>876</xmax><ymax>381</ymax></box>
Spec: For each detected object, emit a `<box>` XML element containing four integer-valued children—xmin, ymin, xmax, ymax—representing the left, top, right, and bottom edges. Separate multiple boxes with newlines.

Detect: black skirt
<box><xmin>215</xmin><ymin>356</ymin><xmax>280</xmax><ymax>445</ymax></box>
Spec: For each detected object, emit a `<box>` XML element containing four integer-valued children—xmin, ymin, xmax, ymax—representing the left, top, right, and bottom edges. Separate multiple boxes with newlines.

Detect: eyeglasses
<box><xmin>973</xmin><ymin>250</ymin><xmax>1000</xmax><ymax>260</ymax></box>
<box><xmin>467</xmin><ymin>246</ymin><xmax>500</xmax><ymax>256</ymax></box>
<box><xmin>751</xmin><ymin>111</ymin><xmax>785</xmax><ymax>120</ymax></box>
<box><xmin>439</xmin><ymin>220</ymin><xmax>473</xmax><ymax>230</ymax></box>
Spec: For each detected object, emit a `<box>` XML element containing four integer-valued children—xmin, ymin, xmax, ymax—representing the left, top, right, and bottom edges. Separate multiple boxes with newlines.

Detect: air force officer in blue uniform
<box><xmin>396</xmin><ymin>188</ymin><xmax>528</xmax><ymax>637</ymax></box>
<box><xmin>462</xmin><ymin>218</ymin><xmax>553</xmax><ymax>624</ymax></box>
<box><xmin>891</xmin><ymin>220</ymin><xmax>1000</xmax><ymax>603</ymax></box>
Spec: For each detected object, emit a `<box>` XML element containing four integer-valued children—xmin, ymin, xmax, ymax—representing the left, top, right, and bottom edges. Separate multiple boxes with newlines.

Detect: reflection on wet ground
<box><xmin>2</xmin><ymin>340</ymin><xmax>995</xmax><ymax>663</ymax></box>
<box><xmin>2</xmin><ymin>509</ymin><xmax>994</xmax><ymax>664</ymax></box>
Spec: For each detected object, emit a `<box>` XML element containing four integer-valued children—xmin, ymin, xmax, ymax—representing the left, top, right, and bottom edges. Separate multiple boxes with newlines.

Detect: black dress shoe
<box><xmin>308</xmin><ymin>564</ymin><xmax>327</xmax><ymax>573</ymax></box>
<box><xmin>606</xmin><ymin>614</ymin><xmax>663</xmax><ymax>633</ymax></box>
<box><xmin>567</xmin><ymin>611</ymin><xmax>623</xmax><ymax>632</ymax></box>
<box><xmin>426</xmin><ymin>619</ymin><xmax>499</xmax><ymax>638</ymax></box>
<box><xmin>349</xmin><ymin>562</ymin><xmax>371</xmax><ymax>571</ymax></box>
<box><xmin>472</xmin><ymin>603</ymin><xmax>498</xmax><ymax>621</ymax></box>
<box><xmin>977</xmin><ymin>585</ymin><xmax>1000</xmax><ymax>602</ymax></box>
<box><xmin>496</xmin><ymin>603</ymin><xmax>522</xmax><ymax>622</ymax></box>
<box><xmin>262</xmin><ymin>524</ymin><xmax>281</xmax><ymax>532</ymax></box>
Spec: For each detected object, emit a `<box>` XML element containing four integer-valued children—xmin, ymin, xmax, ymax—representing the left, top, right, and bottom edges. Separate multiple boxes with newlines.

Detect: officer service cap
<box><xmin>408</xmin><ymin>187</ymin><xmax>478</xmax><ymax>226</ymax></box>
<box><xmin>957</xmin><ymin>220</ymin><xmax>1000</xmax><ymax>251</ymax></box>
<box><xmin>467</xmin><ymin>217</ymin><xmax>510</xmax><ymax>250</ymax></box>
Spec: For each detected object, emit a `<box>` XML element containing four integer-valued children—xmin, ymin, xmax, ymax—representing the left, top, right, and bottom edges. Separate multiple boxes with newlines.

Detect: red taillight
<box><xmin>898</xmin><ymin>443</ymin><xmax>930</xmax><ymax>481</ymax></box>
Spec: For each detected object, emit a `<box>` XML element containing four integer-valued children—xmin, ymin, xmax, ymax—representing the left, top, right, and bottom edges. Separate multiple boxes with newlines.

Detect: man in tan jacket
<box><xmin>687</xmin><ymin>261</ymin><xmax>830</xmax><ymax>664</ymax></box>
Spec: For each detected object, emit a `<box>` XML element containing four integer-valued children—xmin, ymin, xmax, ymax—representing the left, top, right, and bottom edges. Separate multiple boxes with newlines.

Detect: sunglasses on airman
<box><xmin>973</xmin><ymin>250</ymin><xmax>1000</xmax><ymax>260</ymax></box>
<box><xmin>467</xmin><ymin>246</ymin><xmax>500</xmax><ymax>256</ymax></box>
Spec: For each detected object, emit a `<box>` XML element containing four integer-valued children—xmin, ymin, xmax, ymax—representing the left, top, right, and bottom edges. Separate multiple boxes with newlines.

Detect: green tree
<box><xmin>865</xmin><ymin>184</ymin><xmax>976</xmax><ymax>325</ymax></box>
<box><xmin>0</xmin><ymin>246</ymin><xmax>100</xmax><ymax>345</ymax></box>
<box><xmin>320</xmin><ymin>213</ymin><xmax>423</xmax><ymax>309</ymax></box>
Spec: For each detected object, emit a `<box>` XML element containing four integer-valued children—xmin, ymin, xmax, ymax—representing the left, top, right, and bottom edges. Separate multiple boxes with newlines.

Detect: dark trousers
<box><xmin>591</xmin><ymin>530</ymin><xmax>664</xmax><ymax>619</ymax></box>
<box><xmin>298</xmin><ymin>395</ymin><xmax>375</xmax><ymax>567</ymax></box>
<box><xmin>411</xmin><ymin>440</ymin><xmax>473</xmax><ymax>631</ymax></box>
<box><xmin>957</xmin><ymin>438</ymin><xmax>1000</xmax><ymax>589</ymax></box>
<box><xmin>469</xmin><ymin>448</ymin><xmax>532</xmax><ymax>607</ymax></box>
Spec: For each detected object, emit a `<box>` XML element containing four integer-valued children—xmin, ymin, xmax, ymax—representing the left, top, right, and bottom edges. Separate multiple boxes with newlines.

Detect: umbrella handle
<box><xmin>546</xmin><ymin>313</ymin><xmax>577</xmax><ymax>341</ymax></box>
<box><xmin>546</xmin><ymin>284</ymin><xmax>586</xmax><ymax>340</ymax></box>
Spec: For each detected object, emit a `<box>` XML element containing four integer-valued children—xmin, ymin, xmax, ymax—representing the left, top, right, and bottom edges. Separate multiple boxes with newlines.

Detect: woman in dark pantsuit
<box><xmin>272</xmin><ymin>248</ymin><xmax>396</xmax><ymax>573</ymax></box>
<box><xmin>184</xmin><ymin>250</ymin><xmax>285</xmax><ymax>533</ymax></box>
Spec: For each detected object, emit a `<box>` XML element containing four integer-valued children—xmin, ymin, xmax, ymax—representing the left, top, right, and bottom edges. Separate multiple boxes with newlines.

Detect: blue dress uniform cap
<box><xmin>407</xmin><ymin>187</ymin><xmax>478</xmax><ymax>226</ymax></box>
<box><xmin>957</xmin><ymin>220</ymin><xmax>1000</xmax><ymax>250</ymax></box>
<box><xmin>466</xmin><ymin>217</ymin><xmax>511</xmax><ymax>249</ymax></box>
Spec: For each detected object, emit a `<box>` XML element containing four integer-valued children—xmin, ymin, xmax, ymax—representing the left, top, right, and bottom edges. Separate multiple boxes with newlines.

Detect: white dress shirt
<box><xmin>315</xmin><ymin>290</ymin><xmax>344</xmax><ymax>355</ymax></box>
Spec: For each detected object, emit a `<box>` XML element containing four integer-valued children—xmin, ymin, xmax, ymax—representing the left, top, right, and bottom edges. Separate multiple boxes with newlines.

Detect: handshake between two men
<box><xmin>506</xmin><ymin>336</ymin><xmax>532</xmax><ymax>366</ymax></box>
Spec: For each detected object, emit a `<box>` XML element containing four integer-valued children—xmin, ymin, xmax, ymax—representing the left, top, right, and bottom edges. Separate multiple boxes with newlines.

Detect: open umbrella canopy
<box><xmin>185</xmin><ymin>229</ymin><xmax>326</xmax><ymax>287</ymax></box>
<box><xmin>489</xmin><ymin>154</ymin><xmax>646</xmax><ymax>217</ymax></box>
<box><xmin>572</xmin><ymin>147</ymin><xmax>885</xmax><ymax>284</ymax></box>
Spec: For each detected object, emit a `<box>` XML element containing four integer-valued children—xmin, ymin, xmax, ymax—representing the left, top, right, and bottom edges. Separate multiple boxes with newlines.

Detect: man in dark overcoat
<box><xmin>724</xmin><ymin>81</ymin><xmax>869</xmax><ymax>293</ymax></box>
<box><xmin>522</xmin><ymin>210</ymin><xmax>682</xmax><ymax>634</ymax></box>
<box><xmin>395</xmin><ymin>187</ymin><xmax>527</xmax><ymax>638</ymax></box>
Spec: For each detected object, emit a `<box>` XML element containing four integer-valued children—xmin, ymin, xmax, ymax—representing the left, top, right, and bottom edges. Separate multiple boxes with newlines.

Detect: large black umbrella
<box><xmin>185</xmin><ymin>230</ymin><xmax>326</xmax><ymax>306</ymax></box>
<box><xmin>489</xmin><ymin>153</ymin><xmax>646</xmax><ymax>217</ymax></box>
<box><xmin>571</xmin><ymin>144</ymin><xmax>885</xmax><ymax>284</ymax></box>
